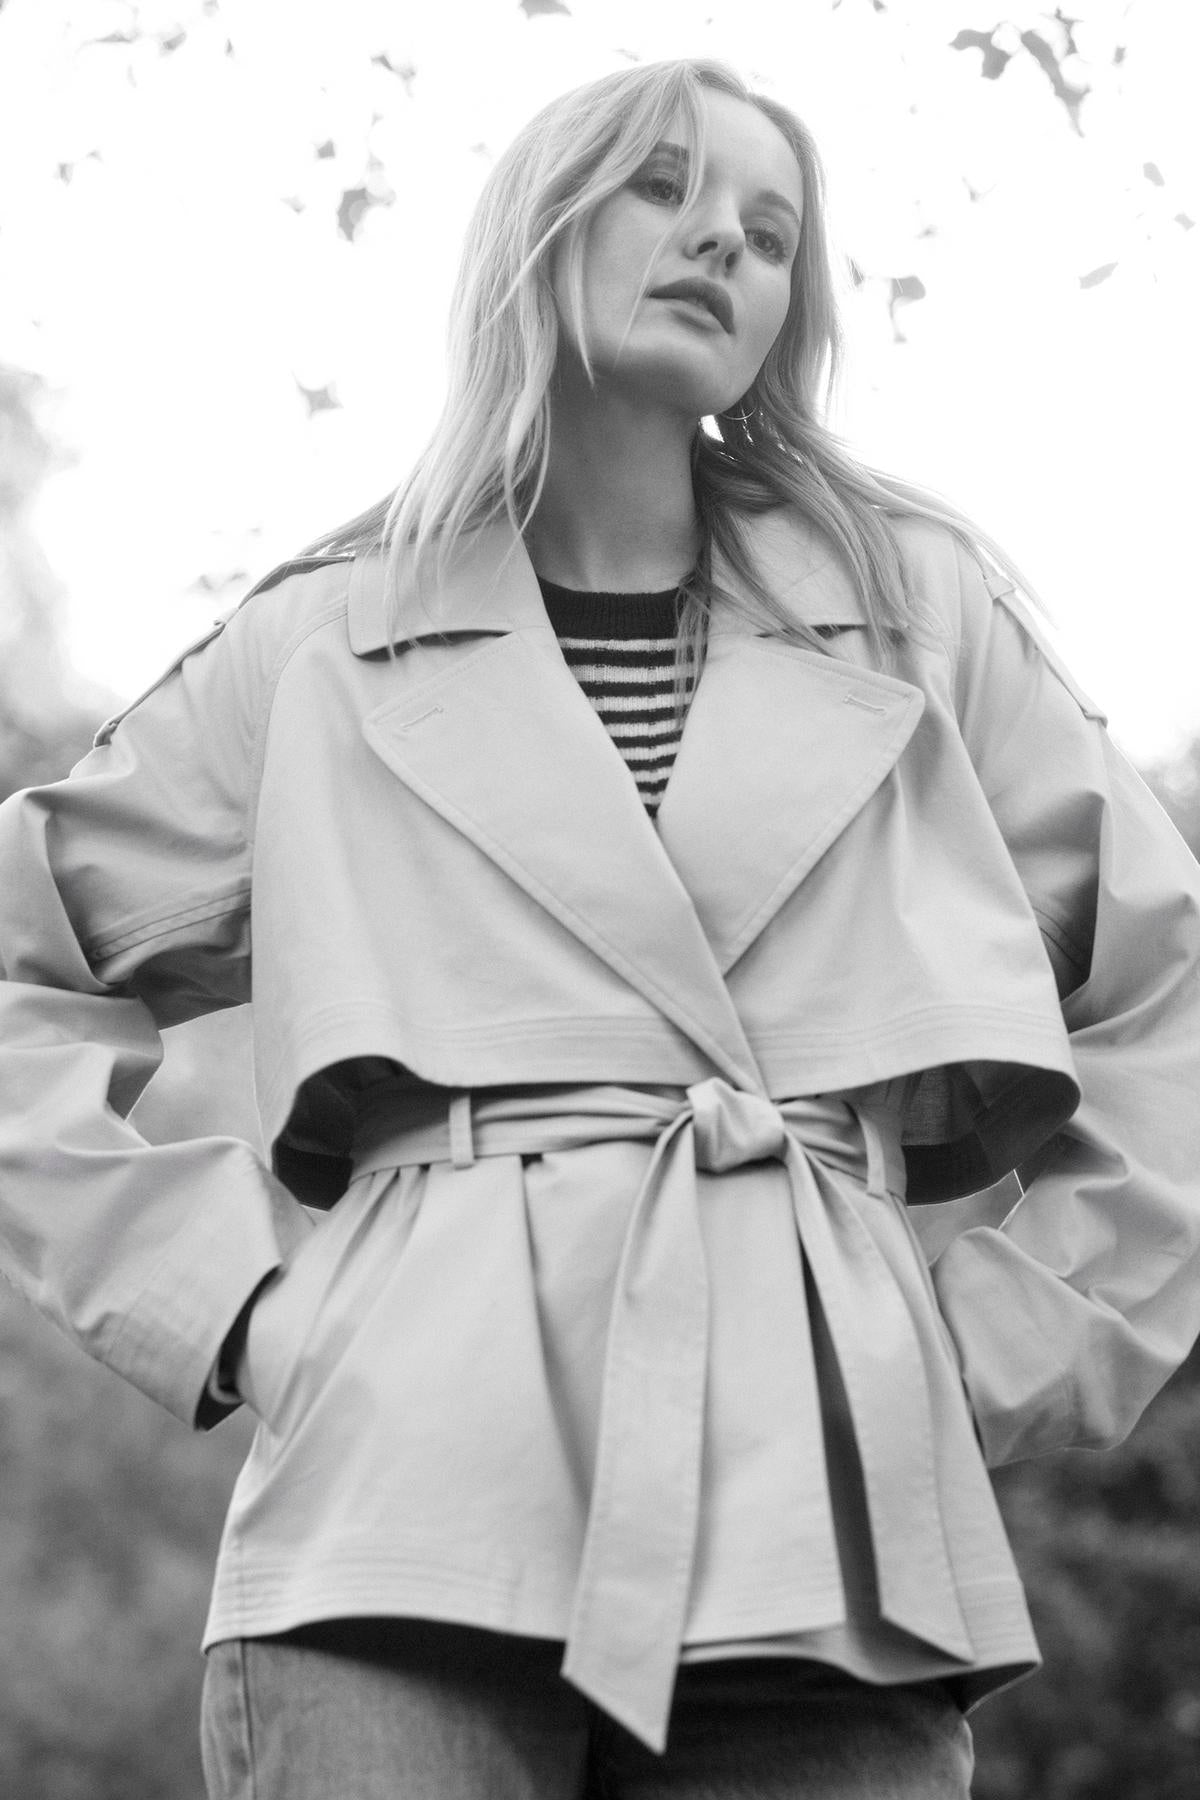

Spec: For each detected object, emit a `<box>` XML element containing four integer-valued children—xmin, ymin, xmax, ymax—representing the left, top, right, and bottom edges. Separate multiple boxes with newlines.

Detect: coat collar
<box><xmin>354</xmin><ymin>508</ymin><xmax>921</xmax><ymax>1085</ymax></box>
<box><xmin>346</xmin><ymin>508</ymin><xmax>868</xmax><ymax>654</ymax></box>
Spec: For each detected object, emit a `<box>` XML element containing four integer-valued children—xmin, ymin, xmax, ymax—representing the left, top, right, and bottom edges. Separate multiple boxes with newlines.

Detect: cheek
<box><xmin>584</xmin><ymin>203</ymin><xmax>655</xmax><ymax>305</ymax></box>
<box><xmin>740</xmin><ymin>293</ymin><xmax>791</xmax><ymax>384</ymax></box>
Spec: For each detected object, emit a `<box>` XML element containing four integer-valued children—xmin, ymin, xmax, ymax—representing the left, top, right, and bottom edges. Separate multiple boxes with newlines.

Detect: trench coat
<box><xmin>1</xmin><ymin>505</ymin><xmax>1199</xmax><ymax>1752</ymax></box>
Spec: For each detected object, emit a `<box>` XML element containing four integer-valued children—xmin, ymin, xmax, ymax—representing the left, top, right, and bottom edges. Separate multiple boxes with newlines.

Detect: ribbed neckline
<box><xmin>537</xmin><ymin>575</ymin><xmax>684</xmax><ymax>640</ymax></box>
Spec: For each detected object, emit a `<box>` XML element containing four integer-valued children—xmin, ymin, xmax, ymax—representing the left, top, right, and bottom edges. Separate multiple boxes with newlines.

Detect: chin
<box><xmin>604</xmin><ymin>352</ymin><xmax>747</xmax><ymax>420</ymax></box>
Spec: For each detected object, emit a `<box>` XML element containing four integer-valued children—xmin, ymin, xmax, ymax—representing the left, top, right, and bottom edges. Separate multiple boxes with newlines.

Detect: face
<box><xmin>554</xmin><ymin>88</ymin><xmax>804</xmax><ymax>419</ymax></box>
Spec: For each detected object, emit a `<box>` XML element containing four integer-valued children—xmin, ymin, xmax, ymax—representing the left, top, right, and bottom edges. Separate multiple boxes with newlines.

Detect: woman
<box><xmin>2</xmin><ymin>56</ymin><xmax>1199</xmax><ymax>1800</ymax></box>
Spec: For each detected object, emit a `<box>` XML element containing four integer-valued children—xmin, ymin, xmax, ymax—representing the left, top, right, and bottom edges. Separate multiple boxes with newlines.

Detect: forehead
<box><xmin>663</xmin><ymin>88</ymin><xmax>803</xmax><ymax>209</ymax></box>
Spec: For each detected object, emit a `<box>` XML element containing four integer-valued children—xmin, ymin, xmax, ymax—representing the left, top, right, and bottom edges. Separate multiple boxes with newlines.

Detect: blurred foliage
<box><xmin>2</xmin><ymin>7</ymin><xmax>1200</xmax><ymax>1797</ymax></box>
<box><xmin>1141</xmin><ymin>741</ymin><xmax>1200</xmax><ymax>860</ymax></box>
<box><xmin>971</xmin><ymin>1346</ymin><xmax>1200</xmax><ymax>1800</ymax></box>
<box><xmin>0</xmin><ymin>1301</ymin><xmax>252</xmax><ymax>1800</ymax></box>
<box><xmin>0</xmin><ymin>367</ymin><xmax>113</xmax><ymax>801</ymax></box>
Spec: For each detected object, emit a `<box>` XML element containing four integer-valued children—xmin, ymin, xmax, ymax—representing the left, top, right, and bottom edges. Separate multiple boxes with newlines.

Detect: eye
<box><xmin>633</xmin><ymin>168</ymin><xmax>686</xmax><ymax>206</ymax></box>
<box><xmin>748</xmin><ymin>224</ymin><xmax>789</xmax><ymax>263</ymax></box>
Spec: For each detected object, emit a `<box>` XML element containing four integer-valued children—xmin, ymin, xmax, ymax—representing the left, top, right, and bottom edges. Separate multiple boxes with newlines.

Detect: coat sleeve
<box><xmin>0</xmin><ymin>595</ymin><xmax>315</xmax><ymax>1428</ymax></box>
<box><xmin>927</xmin><ymin>538</ymin><xmax>1200</xmax><ymax>1466</ymax></box>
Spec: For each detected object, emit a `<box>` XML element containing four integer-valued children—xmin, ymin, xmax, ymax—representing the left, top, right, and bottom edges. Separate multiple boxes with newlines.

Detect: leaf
<box><xmin>336</xmin><ymin>186</ymin><xmax>376</xmax><ymax>239</ymax></box>
<box><xmin>1019</xmin><ymin>28</ymin><xmax>1089</xmax><ymax>133</ymax></box>
<box><xmin>372</xmin><ymin>52</ymin><xmax>416</xmax><ymax>87</ymax></box>
<box><xmin>949</xmin><ymin>28</ymin><xmax>1012</xmax><ymax>82</ymax></box>
<box><xmin>190</xmin><ymin>571</ymin><xmax>248</xmax><ymax>596</ymax></box>
<box><xmin>1053</xmin><ymin>6</ymin><xmax>1081</xmax><ymax>58</ymax></box>
<box><xmin>519</xmin><ymin>0</ymin><xmax>571</xmax><ymax>16</ymax></box>
<box><xmin>887</xmin><ymin>274</ymin><xmax>926</xmax><ymax>345</ymax></box>
<box><xmin>294</xmin><ymin>380</ymin><xmax>342</xmax><ymax>415</ymax></box>
<box><xmin>1176</xmin><ymin>213</ymin><xmax>1195</xmax><ymax>231</ymax></box>
<box><xmin>1143</xmin><ymin>161</ymin><xmax>1164</xmax><ymax>186</ymax></box>
<box><xmin>1078</xmin><ymin>261</ymin><xmax>1117</xmax><ymax>289</ymax></box>
<box><xmin>315</xmin><ymin>139</ymin><xmax>336</xmax><ymax>160</ymax></box>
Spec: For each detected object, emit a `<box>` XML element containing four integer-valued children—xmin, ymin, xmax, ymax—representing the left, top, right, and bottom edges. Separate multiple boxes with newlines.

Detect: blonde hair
<box><xmin>305</xmin><ymin>57</ymin><xmax>1032</xmax><ymax>681</ymax></box>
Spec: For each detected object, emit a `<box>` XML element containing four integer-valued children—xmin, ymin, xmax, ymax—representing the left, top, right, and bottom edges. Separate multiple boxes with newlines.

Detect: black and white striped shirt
<box><xmin>538</xmin><ymin>578</ymin><xmax>690</xmax><ymax>818</ymax></box>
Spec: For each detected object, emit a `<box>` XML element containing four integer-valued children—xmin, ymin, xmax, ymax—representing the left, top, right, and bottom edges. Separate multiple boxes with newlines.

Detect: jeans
<box><xmin>201</xmin><ymin>1619</ymin><xmax>975</xmax><ymax>1799</ymax></box>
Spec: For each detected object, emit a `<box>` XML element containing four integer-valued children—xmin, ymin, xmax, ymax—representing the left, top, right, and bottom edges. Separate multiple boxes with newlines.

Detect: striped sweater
<box><xmin>538</xmin><ymin>577</ymin><xmax>692</xmax><ymax>818</ymax></box>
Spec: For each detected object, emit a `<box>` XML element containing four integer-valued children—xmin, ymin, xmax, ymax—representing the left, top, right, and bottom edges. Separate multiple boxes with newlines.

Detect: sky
<box><xmin>1</xmin><ymin>0</ymin><xmax>1197</xmax><ymax>765</ymax></box>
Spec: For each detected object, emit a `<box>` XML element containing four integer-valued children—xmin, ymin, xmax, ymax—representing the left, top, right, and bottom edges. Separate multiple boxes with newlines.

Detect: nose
<box><xmin>684</xmin><ymin>202</ymin><xmax>744</xmax><ymax>271</ymax></box>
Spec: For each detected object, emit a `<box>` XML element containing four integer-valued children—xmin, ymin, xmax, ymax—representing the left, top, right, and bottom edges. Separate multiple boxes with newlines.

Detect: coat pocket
<box><xmin>237</xmin><ymin>1166</ymin><xmax>410</xmax><ymax>1430</ymax></box>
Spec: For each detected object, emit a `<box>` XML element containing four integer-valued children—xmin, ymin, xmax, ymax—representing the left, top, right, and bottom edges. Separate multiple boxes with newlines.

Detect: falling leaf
<box><xmin>337</xmin><ymin>186</ymin><xmax>371</xmax><ymax>239</ymax></box>
<box><xmin>1175</xmin><ymin>213</ymin><xmax>1195</xmax><ymax>231</ymax></box>
<box><xmin>886</xmin><ymin>274</ymin><xmax>926</xmax><ymax>345</ymax></box>
<box><xmin>315</xmin><ymin>139</ymin><xmax>336</xmax><ymax>160</ymax></box>
<box><xmin>159</xmin><ymin>29</ymin><xmax>186</xmax><ymax>54</ymax></box>
<box><xmin>372</xmin><ymin>52</ymin><xmax>416</xmax><ymax>90</ymax></box>
<box><xmin>191</xmin><ymin>571</ymin><xmax>249</xmax><ymax>596</ymax></box>
<box><xmin>294</xmin><ymin>380</ymin><xmax>342</xmax><ymax>415</ymax></box>
<box><xmin>1053</xmin><ymin>7</ymin><xmax>1081</xmax><ymax>58</ymax></box>
<box><xmin>54</xmin><ymin>149</ymin><xmax>102</xmax><ymax>183</ymax></box>
<box><xmin>519</xmin><ymin>0</ymin><xmax>570</xmax><ymax>16</ymax></box>
<box><xmin>1019</xmin><ymin>29</ymin><xmax>1089</xmax><ymax>133</ymax></box>
<box><xmin>949</xmin><ymin>29</ymin><xmax>1012</xmax><ymax>82</ymax></box>
<box><xmin>1143</xmin><ymin>162</ymin><xmax>1164</xmax><ymax>187</ymax></box>
<box><xmin>1079</xmin><ymin>261</ymin><xmax>1117</xmax><ymax>289</ymax></box>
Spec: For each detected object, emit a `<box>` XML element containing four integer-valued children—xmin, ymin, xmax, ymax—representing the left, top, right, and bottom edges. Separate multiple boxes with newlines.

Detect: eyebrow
<box><xmin>647</xmin><ymin>139</ymin><xmax>803</xmax><ymax>234</ymax></box>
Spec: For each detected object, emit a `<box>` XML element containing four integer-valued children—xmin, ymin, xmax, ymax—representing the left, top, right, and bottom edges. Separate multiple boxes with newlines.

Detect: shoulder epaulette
<box><xmin>92</xmin><ymin>554</ymin><xmax>355</xmax><ymax>748</ymax></box>
<box><xmin>240</xmin><ymin>551</ymin><xmax>355</xmax><ymax>603</ymax></box>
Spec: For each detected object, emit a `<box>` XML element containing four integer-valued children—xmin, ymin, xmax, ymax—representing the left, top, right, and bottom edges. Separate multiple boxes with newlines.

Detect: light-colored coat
<box><xmin>2</xmin><ymin>508</ymin><xmax>1199</xmax><ymax>1749</ymax></box>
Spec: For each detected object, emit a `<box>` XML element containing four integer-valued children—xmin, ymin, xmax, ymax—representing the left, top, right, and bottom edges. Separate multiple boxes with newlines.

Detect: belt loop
<box><xmin>448</xmin><ymin>1092</ymin><xmax>476</xmax><ymax>1169</ymax></box>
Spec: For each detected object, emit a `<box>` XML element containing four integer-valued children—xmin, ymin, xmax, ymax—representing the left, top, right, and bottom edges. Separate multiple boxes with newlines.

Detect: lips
<box><xmin>648</xmin><ymin>278</ymin><xmax>733</xmax><ymax>333</ymax></box>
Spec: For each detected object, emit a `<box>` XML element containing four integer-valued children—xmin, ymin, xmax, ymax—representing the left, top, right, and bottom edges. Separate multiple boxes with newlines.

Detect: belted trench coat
<box><xmin>2</xmin><ymin>506</ymin><xmax>1200</xmax><ymax>1751</ymax></box>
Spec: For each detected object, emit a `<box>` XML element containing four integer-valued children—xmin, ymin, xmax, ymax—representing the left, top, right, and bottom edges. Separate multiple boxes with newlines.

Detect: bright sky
<box><xmin>1</xmin><ymin>0</ymin><xmax>1197</xmax><ymax>763</ymax></box>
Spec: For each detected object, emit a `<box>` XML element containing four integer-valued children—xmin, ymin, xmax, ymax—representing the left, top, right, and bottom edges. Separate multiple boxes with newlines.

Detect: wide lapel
<box><xmin>356</xmin><ymin>539</ymin><xmax>762</xmax><ymax>1089</ymax></box>
<box><xmin>656</xmin><ymin>512</ymin><xmax>925</xmax><ymax>973</ymax></box>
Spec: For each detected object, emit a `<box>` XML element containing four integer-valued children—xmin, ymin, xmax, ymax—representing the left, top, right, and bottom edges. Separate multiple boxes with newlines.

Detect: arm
<box><xmin>0</xmin><ymin>596</ymin><xmax>316</xmax><ymax>1427</ymax></box>
<box><xmin>929</xmin><ymin>540</ymin><xmax>1200</xmax><ymax>1465</ymax></box>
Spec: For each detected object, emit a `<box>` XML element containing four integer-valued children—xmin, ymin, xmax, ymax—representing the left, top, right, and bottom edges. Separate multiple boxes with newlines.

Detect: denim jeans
<box><xmin>200</xmin><ymin>1619</ymin><xmax>974</xmax><ymax>1799</ymax></box>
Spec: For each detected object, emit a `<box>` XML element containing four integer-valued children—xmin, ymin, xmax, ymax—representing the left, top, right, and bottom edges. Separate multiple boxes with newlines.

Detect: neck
<box><xmin>525</xmin><ymin>367</ymin><xmax>702</xmax><ymax>592</ymax></box>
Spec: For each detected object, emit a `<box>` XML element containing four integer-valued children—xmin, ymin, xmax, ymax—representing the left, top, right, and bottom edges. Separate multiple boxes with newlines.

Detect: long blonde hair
<box><xmin>304</xmin><ymin>58</ymin><xmax>1028</xmax><ymax>674</ymax></box>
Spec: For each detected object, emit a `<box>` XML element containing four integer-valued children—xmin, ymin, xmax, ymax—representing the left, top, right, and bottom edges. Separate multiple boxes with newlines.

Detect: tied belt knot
<box><xmin>352</xmin><ymin>1076</ymin><xmax>974</xmax><ymax>1754</ymax></box>
<box><xmin>686</xmin><ymin>1077</ymin><xmax>788</xmax><ymax>1171</ymax></box>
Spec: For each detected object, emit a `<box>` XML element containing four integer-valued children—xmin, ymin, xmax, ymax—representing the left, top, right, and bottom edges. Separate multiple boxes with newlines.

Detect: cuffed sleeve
<box><xmin>929</xmin><ymin>545</ymin><xmax>1200</xmax><ymax>1464</ymax></box>
<box><xmin>0</xmin><ymin>603</ymin><xmax>314</xmax><ymax>1427</ymax></box>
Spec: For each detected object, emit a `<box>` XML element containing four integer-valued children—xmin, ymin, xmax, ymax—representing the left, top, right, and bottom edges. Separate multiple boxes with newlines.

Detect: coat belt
<box><xmin>351</xmin><ymin>1077</ymin><xmax>973</xmax><ymax>1752</ymax></box>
